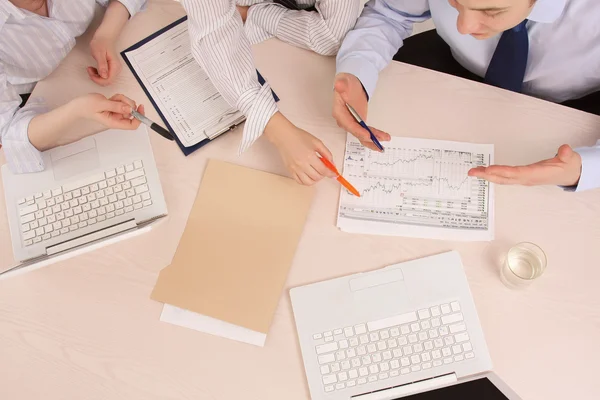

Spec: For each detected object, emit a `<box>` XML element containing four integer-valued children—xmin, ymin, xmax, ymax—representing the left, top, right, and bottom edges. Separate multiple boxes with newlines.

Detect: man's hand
<box><xmin>88</xmin><ymin>35</ymin><xmax>122</xmax><ymax>86</ymax></box>
<box><xmin>468</xmin><ymin>144</ymin><xmax>582</xmax><ymax>187</ymax></box>
<box><xmin>332</xmin><ymin>73</ymin><xmax>390</xmax><ymax>151</ymax></box>
<box><xmin>264</xmin><ymin>112</ymin><xmax>337</xmax><ymax>185</ymax></box>
<box><xmin>237</xmin><ymin>5</ymin><xmax>250</xmax><ymax>23</ymax></box>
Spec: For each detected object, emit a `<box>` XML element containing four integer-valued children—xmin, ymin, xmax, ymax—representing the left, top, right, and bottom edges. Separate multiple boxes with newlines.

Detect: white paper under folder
<box><xmin>160</xmin><ymin>305</ymin><xmax>267</xmax><ymax>347</ymax></box>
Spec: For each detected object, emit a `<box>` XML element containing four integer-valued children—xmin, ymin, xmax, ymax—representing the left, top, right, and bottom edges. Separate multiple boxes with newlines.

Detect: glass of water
<box><xmin>501</xmin><ymin>242</ymin><xmax>547</xmax><ymax>288</ymax></box>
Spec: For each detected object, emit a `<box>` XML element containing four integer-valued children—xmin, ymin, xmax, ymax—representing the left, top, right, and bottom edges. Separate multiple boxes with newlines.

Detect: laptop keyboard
<box><xmin>17</xmin><ymin>160</ymin><xmax>153</xmax><ymax>247</ymax></box>
<box><xmin>312</xmin><ymin>301</ymin><xmax>474</xmax><ymax>393</ymax></box>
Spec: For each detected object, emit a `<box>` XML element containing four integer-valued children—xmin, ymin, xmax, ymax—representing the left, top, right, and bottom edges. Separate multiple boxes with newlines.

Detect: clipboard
<box><xmin>121</xmin><ymin>16</ymin><xmax>279</xmax><ymax>156</ymax></box>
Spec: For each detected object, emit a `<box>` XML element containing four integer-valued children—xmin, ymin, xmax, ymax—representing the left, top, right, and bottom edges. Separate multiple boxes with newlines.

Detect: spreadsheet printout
<box><xmin>337</xmin><ymin>134</ymin><xmax>494</xmax><ymax>241</ymax></box>
<box><xmin>123</xmin><ymin>20</ymin><xmax>244</xmax><ymax>147</ymax></box>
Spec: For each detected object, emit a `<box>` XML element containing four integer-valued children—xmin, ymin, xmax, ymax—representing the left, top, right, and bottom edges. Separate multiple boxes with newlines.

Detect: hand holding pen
<box><xmin>131</xmin><ymin>109</ymin><xmax>174</xmax><ymax>141</ymax></box>
<box><xmin>332</xmin><ymin>73</ymin><xmax>391</xmax><ymax>152</ymax></box>
<box><xmin>318</xmin><ymin>155</ymin><xmax>360</xmax><ymax>197</ymax></box>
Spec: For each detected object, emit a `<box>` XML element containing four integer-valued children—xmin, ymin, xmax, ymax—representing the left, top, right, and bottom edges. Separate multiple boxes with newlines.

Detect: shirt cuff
<box><xmin>116</xmin><ymin>0</ymin><xmax>146</xmax><ymax>18</ymax></box>
<box><xmin>336</xmin><ymin>56</ymin><xmax>380</xmax><ymax>100</ymax></box>
<box><xmin>570</xmin><ymin>146</ymin><xmax>600</xmax><ymax>192</ymax></box>
<box><xmin>245</xmin><ymin>3</ymin><xmax>287</xmax><ymax>45</ymax></box>
<box><xmin>237</xmin><ymin>82</ymin><xmax>279</xmax><ymax>154</ymax></box>
<box><xmin>3</xmin><ymin>100</ymin><xmax>46</xmax><ymax>174</ymax></box>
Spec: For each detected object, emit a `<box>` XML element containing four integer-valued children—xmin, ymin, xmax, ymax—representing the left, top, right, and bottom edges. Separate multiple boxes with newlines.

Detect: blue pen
<box><xmin>346</xmin><ymin>103</ymin><xmax>385</xmax><ymax>152</ymax></box>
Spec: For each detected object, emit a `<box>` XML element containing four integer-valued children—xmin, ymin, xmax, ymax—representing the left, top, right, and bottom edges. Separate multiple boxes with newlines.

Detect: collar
<box><xmin>528</xmin><ymin>0</ymin><xmax>567</xmax><ymax>23</ymax></box>
<box><xmin>0</xmin><ymin>1</ymin><xmax>28</xmax><ymax>20</ymax></box>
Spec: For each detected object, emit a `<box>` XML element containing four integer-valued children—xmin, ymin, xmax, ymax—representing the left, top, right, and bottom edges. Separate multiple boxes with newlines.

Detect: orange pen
<box><xmin>319</xmin><ymin>156</ymin><xmax>361</xmax><ymax>197</ymax></box>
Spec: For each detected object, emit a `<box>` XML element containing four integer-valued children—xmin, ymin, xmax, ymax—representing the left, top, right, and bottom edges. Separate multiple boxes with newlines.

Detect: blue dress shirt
<box><xmin>337</xmin><ymin>0</ymin><xmax>600</xmax><ymax>191</ymax></box>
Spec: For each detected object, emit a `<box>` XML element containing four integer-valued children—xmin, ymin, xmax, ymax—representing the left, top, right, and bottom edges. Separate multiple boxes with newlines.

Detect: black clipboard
<box><xmin>121</xmin><ymin>16</ymin><xmax>279</xmax><ymax>156</ymax></box>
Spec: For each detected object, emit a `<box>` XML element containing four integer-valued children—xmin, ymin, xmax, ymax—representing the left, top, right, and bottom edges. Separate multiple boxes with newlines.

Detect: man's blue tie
<box><xmin>484</xmin><ymin>20</ymin><xmax>529</xmax><ymax>93</ymax></box>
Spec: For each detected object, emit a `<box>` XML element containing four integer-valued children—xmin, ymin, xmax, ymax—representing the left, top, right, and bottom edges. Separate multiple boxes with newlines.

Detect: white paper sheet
<box><xmin>337</xmin><ymin>134</ymin><xmax>494</xmax><ymax>241</ymax></box>
<box><xmin>160</xmin><ymin>304</ymin><xmax>267</xmax><ymax>347</ymax></box>
<box><xmin>123</xmin><ymin>20</ymin><xmax>244</xmax><ymax>147</ymax></box>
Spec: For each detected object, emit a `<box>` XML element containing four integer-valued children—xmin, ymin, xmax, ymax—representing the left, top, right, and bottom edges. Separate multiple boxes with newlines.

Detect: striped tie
<box><xmin>273</xmin><ymin>0</ymin><xmax>316</xmax><ymax>11</ymax></box>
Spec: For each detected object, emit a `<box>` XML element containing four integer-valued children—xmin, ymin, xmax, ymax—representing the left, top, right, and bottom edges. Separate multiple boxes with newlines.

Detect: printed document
<box><xmin>338</xmin><ymin>134</ymin><xmax>494</xmax><ymax>241</ymax></box>
<box><xmin>123</xmin><ymin>20</ymin><xmax>244</xmax><ymax>147</ymax></box>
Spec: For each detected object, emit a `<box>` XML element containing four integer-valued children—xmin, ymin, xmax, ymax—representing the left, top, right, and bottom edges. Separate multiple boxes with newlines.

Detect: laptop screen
<box><xmin>400</xmin><ymin>378</ymin><xmax>509</xmax><ymax>399</ymax></box>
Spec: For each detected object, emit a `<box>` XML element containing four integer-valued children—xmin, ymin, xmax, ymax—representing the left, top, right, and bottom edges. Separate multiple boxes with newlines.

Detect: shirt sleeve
<box><xmin>181</xmin><ymin>0</ymin><xmax>278</xmax><ymax>153</ymax></box>
<box><xmin>0</xmin><ymin>64</ymin><xmax>46</xmax><ymax>174</ymax></box>
<box><xmin>96</xmin><ymin>0</ymin><xmax>147</xmax><ymax>17</ymax></box>
<box><xmin>336</xmin><ymin>0</ymin><xmax>431</xmax><ymax>98</ymax></box>
<box><xmin>570</xmin><ymin>140</ymin><xmax>600</xmax><ymax>192</ymax></box>
<box><xmin>245</xmin><ymin>0</ymin><xmax>361</xmax><ymax>56</ymax></box>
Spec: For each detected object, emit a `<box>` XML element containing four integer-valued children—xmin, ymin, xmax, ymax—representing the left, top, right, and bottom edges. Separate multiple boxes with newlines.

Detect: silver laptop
<box><xmin>290</xmin><ymin>251</ymin><xmax>521</xmax><ymax>400</ymax></box>
<box><xmin>1</xmin><ymin>125</ymin><xmax>167</xmax><ymax>276</ymax></box>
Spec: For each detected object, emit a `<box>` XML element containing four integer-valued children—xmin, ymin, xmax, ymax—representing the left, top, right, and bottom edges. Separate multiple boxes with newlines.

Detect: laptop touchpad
<box><xmin>50</xmin><ymin>137</ymin><xmax>100</xmax><ymax>181</ymax></box>
<box><xmin>350</xmin><ymin>269</ymin><xmax>409</xmax><ymax>311</ymax></box>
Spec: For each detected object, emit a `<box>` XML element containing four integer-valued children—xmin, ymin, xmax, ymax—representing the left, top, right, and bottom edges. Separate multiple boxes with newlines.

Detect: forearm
<box><xmin>28</xmin><ymin>101</ymin><xmax>79</xmax><ymax>151</ymax></box>
<box><xmin>336</xmin><ymin>0</ymin><xmax>431</xmax><ymax>97</ymax></box>
<box><xmin>263</xmin><ymin>112</ymin><xmax>293</xmax><ymax>144</ymax></box>
<box><xmin>182</xmin><ymin>0</ymin><xmax>278</xmax><ymax>152</ymax></box>
<box><xmin>94</xmin><ymin>1</ymin><xmax>131</xmax><ymax>41</ymax></box>
<box><xmin>182</xmin><ymin>0</ymin><xmax>263</xmax><ymax>109</ymax></box>
<box><xmin>248</xmin><ymin>0</ymin><xmax>360</xmax><ymax>56</ymax></box>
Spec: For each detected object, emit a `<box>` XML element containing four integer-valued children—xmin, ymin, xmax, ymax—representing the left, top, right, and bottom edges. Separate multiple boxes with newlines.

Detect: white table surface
<box><xmin>1</xmin><ymin>1</ymin><xmax>599</xmax><ymax>399</ymax></box>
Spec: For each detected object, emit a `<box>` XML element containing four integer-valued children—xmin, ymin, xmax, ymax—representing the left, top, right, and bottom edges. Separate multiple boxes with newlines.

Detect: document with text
<box><xmin>122</xmin><ymin>19</ymin><xmax>244</xmax><ymax>147</ymax></box>
<box><xmin>338</xmin><ymin>134</ymin><xmax>494</xmax><ymax>241</ymax></box>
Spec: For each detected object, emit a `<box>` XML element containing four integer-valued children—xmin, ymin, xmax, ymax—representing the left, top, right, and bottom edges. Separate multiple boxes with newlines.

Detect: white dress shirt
<box><xmin>337</xmin><ymin>0</ymin><xmax>600</xmax><ymax>191</ymax></box>
<box><xmin>243</xmin><ymin>0</ymin><xmax>360</xmax><ymax>56</ymax></box>
<box><xmin>0</xmin><ymin>0</ymin><xmax>146</xmax><ymax>174</ymax></box>
<box><xmin>182</xmin><ymin>0</ymin><xmax>359</xmax><ymax>154</ymax></box>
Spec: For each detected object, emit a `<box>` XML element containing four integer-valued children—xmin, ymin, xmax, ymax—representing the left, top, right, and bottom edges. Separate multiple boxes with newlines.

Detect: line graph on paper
<box><xmin>338</xmin><ymin>135</ymin><xmax>494</xmax><ymax>239</ymax></box>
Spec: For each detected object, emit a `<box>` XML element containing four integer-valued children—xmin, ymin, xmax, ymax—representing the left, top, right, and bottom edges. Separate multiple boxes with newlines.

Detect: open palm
<box><xmin>468</xmin><ymin>144</ymin><xmax>582</xmax><ymax>187</ymax></box>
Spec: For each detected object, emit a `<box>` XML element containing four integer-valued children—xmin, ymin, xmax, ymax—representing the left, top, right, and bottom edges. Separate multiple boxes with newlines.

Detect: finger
<box><xmin>102</xmin><ymin>99</ymin><xmax>132</xmax><ymax>115</ymax></box>
<box><xmin>106</xmin><ymin>57</ymin><xmax>122</xmax><ymax>82</ymax></box>
<box><xmin>469</xmin><ymin>167</ymin><xmax>522</xmax><ymax>185</ymax></box>
<box><xmin>87</xmin><ymin>66</ymin><xmax>100</xmax><ymax>78</ymax></box>
<box><xmin>310</xmin><ymin>156</ymin><xmax>333</xmax><ymax>178</ymax></box>
<box><xmin>314</xmin><ymin>139</ymin><xmax>333</xmax><ymax>161</ymax></box>
<box><xmin>313</xmin><ymin>142</ymin><xmax>337</xmax><ymax>178</ymax></box>
<box><xmin>360</xmin><ymin>139</ymin><xmax>381</xmax><ymax>152</ymax></box>
<box><xmin>109</xmin><ymin>94</ymin><xmax>136</xmax><ymax>109</ymax></box>
<box><xmin>304</xmin><ymin>164</ymin><xmax>324</xmax><ymax>182</ymax></box>
<box><xmin>292</xmin><ymin>172</ymin><xmax>303</xmax><ymax>185</ymax></box>
<box><xmin>369</xmin><ymin>126</ymin><xmax>392</xmax><ymax>142</ymax></box>
<box><xmin>92</xmin><ymin>48</ymin><xmax>109</xmax><ymax>79</ymax></box>
<box><xmin>107</xmin><ymin>115</ymin><xmax>141</xmax><ymax>130</ymax></box>
<box><xmin>108</xmin><ymin>94</ymin><xmax>136</xmax><ymax>118</ymax></box>
<box><xmin>137</xmin><ymin>104</ymin><xmax>145</xmax><ymax>115</ymax></box>
<box><xmin>334</xmin><ymin>76</ymin><xmax>349</xmax><ymax>97</ymax></box>
<box><xmin>127</xmin><ymin>117</ymin><xmax>141</xmax><ymax>130</ymax></box>
<box><xmin>333</xmin><ymin>99</ymin><xmax>371</xmax><ymax>141</ymax></box>
<box><xmin>296</xmin><ymin>171</ymin><xmax>316</xmax><ymax>186</ymax></box>
<box><xmin>470</xmin><ymin>165</ymin><xmax>520</xmax><ymax>179</ymax></box>
<box><xmin>477</xmin><ymin>174</ymin><xmax>515</xmax><ymax>185</ymax></box>
<box><xmin>468</xmin><ymin>167</ymin><xmax>486</xmax><ymax>177</ymax></box>
<box><xmin>87</xmin><ymin>66</ymin><xmax>109</xmax><ymax>86</ymax></box>
<box><xmin>557</xmin><ymin>144</ymin><xmax>574</xmax><ymax>162</ymax></box>
<box><xmin>89</xmin><ymin>74</ymin><xmax>111</xmax><ymax>87</ymax></box>
<box><xmin>483</xmin><ymin>165</ymin><xmax>524</xmax><ymax>179</ymax></box>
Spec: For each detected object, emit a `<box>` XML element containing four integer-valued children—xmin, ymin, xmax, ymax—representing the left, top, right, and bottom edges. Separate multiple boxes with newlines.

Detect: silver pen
<box><xmin>131</xmin><ymin>109</ymin><xmax>174</xmax><ymax>141</ymax></box>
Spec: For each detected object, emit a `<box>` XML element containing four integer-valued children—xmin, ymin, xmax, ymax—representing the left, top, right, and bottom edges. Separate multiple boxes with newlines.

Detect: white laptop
<box><xmin>1</xmin><ymin>125</ymin><xmax>167</xmax><ymax>277</ymax></box>
<box><xmin>290</xmin><ymin>251</ymin><xmax>522</xmax><ymax>400</ymax></box>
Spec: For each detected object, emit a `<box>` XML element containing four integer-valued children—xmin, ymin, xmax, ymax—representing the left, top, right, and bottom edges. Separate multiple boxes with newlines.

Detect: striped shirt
<box><xmin>181</xmin><ymin>0</ymin><xmax>360</xmax><ymax>154</ymax></box>
<box><xmin>0</xmin><ymin>0</ymin><xmax>146</xmax><ymax>174</ymax></box>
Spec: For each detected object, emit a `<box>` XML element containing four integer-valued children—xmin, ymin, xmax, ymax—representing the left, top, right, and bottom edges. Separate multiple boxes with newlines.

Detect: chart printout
<box><xmin>337</xmin><ymin>134</ymin><xmax>494</xmax><ymax>241</ymax></box>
